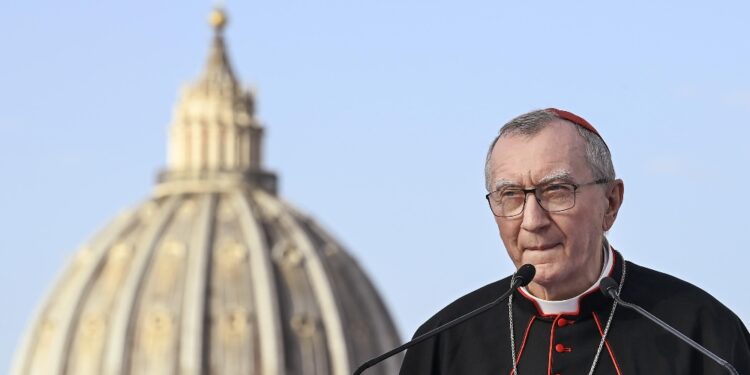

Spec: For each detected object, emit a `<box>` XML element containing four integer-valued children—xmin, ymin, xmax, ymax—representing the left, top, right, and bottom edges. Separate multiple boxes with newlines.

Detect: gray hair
<box><xmin>484</xmin><ymin>109</ymin><xmax>615</xmax><ymax>191</ymax></box>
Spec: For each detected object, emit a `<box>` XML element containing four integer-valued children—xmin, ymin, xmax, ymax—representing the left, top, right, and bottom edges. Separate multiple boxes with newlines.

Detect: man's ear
<box><xmin>603</xmin><ymin>179</ymin><xmax>624</xmax><ymax>231</ymax></box>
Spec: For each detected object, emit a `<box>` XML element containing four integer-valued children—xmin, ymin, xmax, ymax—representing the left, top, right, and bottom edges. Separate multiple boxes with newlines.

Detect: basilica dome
<box><xmin>12</xmin><ymin>9</ymin><xmax>401</xmax><ymax>375</ymax></box>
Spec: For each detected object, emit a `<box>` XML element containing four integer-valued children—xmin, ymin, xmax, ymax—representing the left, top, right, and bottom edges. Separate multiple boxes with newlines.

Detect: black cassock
<box><xmin>400</xmin><ymin>251</ymin><xmax>750</xmax><ymax>374</ymax></box>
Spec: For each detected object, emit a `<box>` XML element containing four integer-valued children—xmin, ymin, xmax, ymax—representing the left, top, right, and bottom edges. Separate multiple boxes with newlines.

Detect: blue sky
<box><xmin>1</xmin><ymin>1</ymin><xmax>749</xmax><ymax>371</ymax></box>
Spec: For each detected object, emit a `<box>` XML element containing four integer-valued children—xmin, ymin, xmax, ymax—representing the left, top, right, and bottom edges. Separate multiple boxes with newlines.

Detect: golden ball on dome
<box><xmin>209</xmin><ymin>9</ymin><xmax>227</xmax><ymax>30</ymax></box>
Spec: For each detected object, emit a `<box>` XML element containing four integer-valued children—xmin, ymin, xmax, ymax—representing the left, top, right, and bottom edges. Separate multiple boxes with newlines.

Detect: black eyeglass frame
<box><xmin>485</xmin><ymin>178</ymin><xmax>611</xmax><ymax>218</ymax></box>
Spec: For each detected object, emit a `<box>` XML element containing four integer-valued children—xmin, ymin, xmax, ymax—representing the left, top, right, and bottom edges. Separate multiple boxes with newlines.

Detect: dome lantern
<box><xmin>158</xmin><ymin>7</ymin><xmax>275</xmax><ymax>195</ymax></box>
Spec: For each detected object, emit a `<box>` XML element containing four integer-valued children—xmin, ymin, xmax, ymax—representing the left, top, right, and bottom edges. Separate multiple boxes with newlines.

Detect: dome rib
<box><xmin>301</xmin><ymin>219</ymin><xmax>403</xmax><ymax>373</ymax></box>
<box><xmin>103</xmin><ymin>196</ymin><xmax>182</xmax><ymax>375</ymax></box>
<box><xmin>234</xmin><ymin>190</ymin><xmax>285</xmax><ymax>374</ymax></box>
<box><xmin>254</xmin><ymin>190</ymin><xmax>351</xmax><ymax>375</ymax></box>
<box><xmin>178</xmin><ymin>194</ymin><xmax>215</xmax><ymax>374</ymax></box>
<box><xmin>12</xmin><ymin>208</ymin><xmax>140</xmax><ymax>375</ymax></box>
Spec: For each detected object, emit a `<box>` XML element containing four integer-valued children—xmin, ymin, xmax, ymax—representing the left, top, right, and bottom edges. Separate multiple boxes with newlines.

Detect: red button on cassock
<box><xmin>555</xmin><ymin>343</ymin><xmax>566</xmax><ymax>353</ymax></box>
<box><xmin>557</xmin><ymin>318</ymin><xmax>568</xmax><ymax>327</ymax></box>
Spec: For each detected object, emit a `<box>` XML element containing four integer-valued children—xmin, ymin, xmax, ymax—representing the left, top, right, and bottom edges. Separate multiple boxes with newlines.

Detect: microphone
<box><xmin>599</xmin><ymin>277</ymin><xmax>739</xmax><ymax>375</ymax></box>
<box><xmin>352</xmin><ymin>264</ymin><xmax>535</xmax><ymax>375</ymax></box>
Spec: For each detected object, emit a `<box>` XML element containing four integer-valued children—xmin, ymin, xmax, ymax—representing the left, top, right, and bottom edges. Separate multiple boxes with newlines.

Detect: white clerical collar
<box><xmin>519</xmin><ymin>241</ymin><xmax>614</xmax><ymax>315</ymax></box>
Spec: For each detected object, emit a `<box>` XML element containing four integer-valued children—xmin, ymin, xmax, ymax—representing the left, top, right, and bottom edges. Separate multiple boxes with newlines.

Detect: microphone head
<box><xmin>513</xmin><ymin>264</ymin><xmax>536</xmax><ymax>287</ymax></box>
<box><xmin>599</xmin><ymin>277</ymin><xmax>619</xmax><ymax>298</ymax></box>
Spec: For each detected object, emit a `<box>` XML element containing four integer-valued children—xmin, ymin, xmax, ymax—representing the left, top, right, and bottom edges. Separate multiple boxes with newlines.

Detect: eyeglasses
<box><xmin>485</xmin><ymin>178</ymin><xmax>610</xmax><ymax>217</ymax></box>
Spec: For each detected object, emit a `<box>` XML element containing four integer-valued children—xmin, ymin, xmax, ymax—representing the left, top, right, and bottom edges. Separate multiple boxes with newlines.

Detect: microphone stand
<box><xmin>601</xmin><ymin>278</ymin><xmax>739</xmax><ymax>375</ymax></box>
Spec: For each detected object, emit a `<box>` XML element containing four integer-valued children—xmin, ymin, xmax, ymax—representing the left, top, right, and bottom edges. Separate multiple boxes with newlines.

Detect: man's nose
<box><xmin>520</xmin><ymin>193</ymin><xmax>551</xmax><ymax>232</ymax></box>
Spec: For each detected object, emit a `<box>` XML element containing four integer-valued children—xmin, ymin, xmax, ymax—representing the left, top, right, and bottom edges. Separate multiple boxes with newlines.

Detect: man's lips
<box><xmin>523</xmin><ymin>243</ymin><xmax>560</xmax><ymax>251</ymax></box>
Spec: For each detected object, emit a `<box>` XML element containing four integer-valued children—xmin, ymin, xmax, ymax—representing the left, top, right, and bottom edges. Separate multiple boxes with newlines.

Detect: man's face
<box><xmin>488</xmin><ymin>121</ymin><xmax>622</xmax><ymax>298</ymax></box>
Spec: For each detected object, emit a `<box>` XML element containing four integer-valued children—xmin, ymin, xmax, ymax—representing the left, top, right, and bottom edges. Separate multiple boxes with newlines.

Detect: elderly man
<box><xmin>399</xmin><ymin>109</ymin><xmax>750</xmax><ymax>374</ymax></box>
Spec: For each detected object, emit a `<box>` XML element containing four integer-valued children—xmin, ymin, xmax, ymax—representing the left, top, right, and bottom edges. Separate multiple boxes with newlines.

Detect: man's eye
<box><xmin>496</xmin><ymin>191</ymin><xmax>524</xmax><ymax>205</ymax></box>
<box><xmin>544</xmin><ymin>184</ymin><xmax>566</xmax><ymax>192</ymax></box>
<box><xmin>542</xmin><ymin>184</ymin><xmax>573</xmax><ymax>196</ymax></box>
<box><xmin>500</xmin><ymin>190</ymin><xmax>523</xmax><ymax>198</ymax></box>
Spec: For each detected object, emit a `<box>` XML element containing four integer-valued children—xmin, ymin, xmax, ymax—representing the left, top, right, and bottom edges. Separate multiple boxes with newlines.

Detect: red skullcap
<box><xmin>546</xmin><ymin>108</ymin><xmax>602</xmax><ymax>138</ymax></box>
